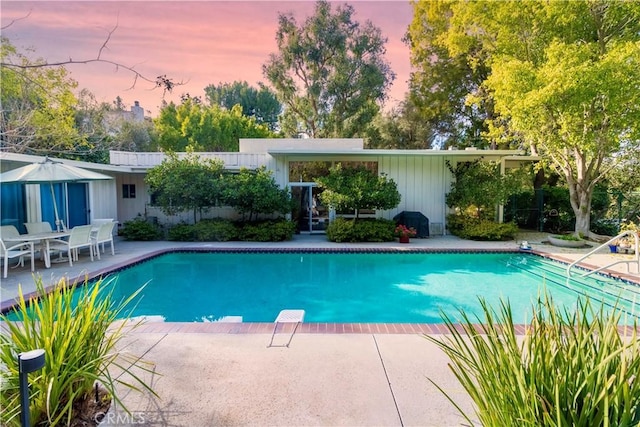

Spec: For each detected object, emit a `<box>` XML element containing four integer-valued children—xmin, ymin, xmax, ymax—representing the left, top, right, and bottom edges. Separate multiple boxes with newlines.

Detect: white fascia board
<box><xmin>267</xmin><ymin>149</ymin><xmax>527</xmax><ymax>157</ymax></box>
<box><xmin>0</xmin><ymin>152</ymin><xmax>128</xmax><ymax>173</ymax></box>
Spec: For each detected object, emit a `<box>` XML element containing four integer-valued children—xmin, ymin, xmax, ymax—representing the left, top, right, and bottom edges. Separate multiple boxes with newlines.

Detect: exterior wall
<box><xmin>239</xmin><ymin>138</ymin><xmax>363</xmax><ymax>153</ymax></box>
<box><xmin>275</xmin><ymin>153</ymin><xmax>452</xmax><ymax>234</ymax></box>
<box><xmin>115</xmin><ymin>173</ymin><xmax>149</xmax><ymax>221</ymax></box>
<box><xmin>16</xmin><ymin>179</ymin><xmax>117</xmax><ymax>225</ymax></box>
<box><xmin>379</xmin><ymin>155</ymin><xmax>451</xmax><ymax>234</ymax></box>
<box><xmin>145</xmin><ymin>206</ymin><xmax>242</xmax><ymax>225</ymax></box>
<box><xmin>109</xmin><ymin>151</ymin><xmax>270</xmax><ymax>170</ymax></box>
<box><xmin>89</xmin><ymin>180</ymin><xmax>118</xmax><ymax>221</ymax></box>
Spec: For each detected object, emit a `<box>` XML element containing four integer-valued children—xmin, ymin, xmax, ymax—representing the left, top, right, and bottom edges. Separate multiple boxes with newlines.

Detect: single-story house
<box><xmin>1</xmin><ymin>139</ymin><xmax>537</xmax><ymax>235</ymax></box>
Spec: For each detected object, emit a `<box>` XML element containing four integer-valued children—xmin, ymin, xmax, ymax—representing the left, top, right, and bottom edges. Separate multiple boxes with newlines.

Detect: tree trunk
<box><xmin>567</xmin><ymin>177</ymin><xmax>593</xmax><ymax>237</ymax></box>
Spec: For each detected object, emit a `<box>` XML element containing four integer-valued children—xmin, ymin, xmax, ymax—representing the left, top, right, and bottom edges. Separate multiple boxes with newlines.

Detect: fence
<box><xmin>504</xmin><ymin>189</ymin><xmax>640</xmax><ymax>233</ymax></box>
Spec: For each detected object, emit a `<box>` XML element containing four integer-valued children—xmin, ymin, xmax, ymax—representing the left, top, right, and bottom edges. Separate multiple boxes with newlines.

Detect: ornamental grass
<box><xmin>427</xmin><ymin>293</ymin><xmax>640</xmax><ymax>427</ymax></box>
<box><xmin>0</xmin><ymin>277</ymin><xmax>156</xmax><ymax>426</ymax></box>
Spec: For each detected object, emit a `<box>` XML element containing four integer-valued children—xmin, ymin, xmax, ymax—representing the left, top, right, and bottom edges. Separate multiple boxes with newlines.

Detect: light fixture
<box><xmin>18</xmin><ymin>349</ymin><xmax>46</xmax><ymax>427</ymax></box>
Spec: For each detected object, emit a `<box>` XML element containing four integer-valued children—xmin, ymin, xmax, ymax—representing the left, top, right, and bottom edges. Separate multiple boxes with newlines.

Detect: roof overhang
<box><xmin>0</xmin><ymin>152</ymin><xmax>128</xmax><ymax>174</ymax></box>
<box><xmin>267</xmin><ymin>148</ymin><xmax>531</xmax><ymax>158</ymax></box>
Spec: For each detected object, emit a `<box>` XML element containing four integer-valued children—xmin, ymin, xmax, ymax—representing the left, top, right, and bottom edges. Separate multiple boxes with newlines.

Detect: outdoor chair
<box><xmin>0</xmin><ymin>225</ymin><xmax>35</xmax><ymax>278</ymax></box>
<box><xmin>47</xmin><ymin>225</ymin><xmax>94</xmax><ymax>267</ymax></box>
<box><xmin>24</xmin><ymin>221</ymin><xmax>54</xmax><ymax>260</ymax></box>
<box><xmin>91</xmin><ymin>221</ymin><xmax>116</xmax><ymax>259</ymax></box>
<box><xmin>24</xmin><ymin>221</ymin><xmax>53</xmax><ymax>234</ymax></box>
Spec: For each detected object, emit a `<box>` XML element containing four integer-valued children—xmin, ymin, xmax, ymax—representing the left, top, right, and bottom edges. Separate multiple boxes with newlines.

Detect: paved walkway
<box><xmin>1</xmin><ymin>233</ymin><xmax>639</xmax><ymax>426</ymax></box>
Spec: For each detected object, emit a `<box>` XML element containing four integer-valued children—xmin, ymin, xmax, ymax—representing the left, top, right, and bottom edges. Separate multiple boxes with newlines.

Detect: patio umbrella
<box><xmin>0</xmin><ymin>157</ymin><xmax>113</xmax><ymax>231</ymax></box>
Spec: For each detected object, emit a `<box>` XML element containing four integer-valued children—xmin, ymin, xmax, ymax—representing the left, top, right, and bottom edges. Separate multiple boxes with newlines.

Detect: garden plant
<box><xmin>0</xmin><ymin>277</ymin><xmax>157</xmax><ymax>426</ymax></box>
<box><xmin>427</xmin><ymin>293</ymin><xmax>640</xmax><ymax>426</ymax></box>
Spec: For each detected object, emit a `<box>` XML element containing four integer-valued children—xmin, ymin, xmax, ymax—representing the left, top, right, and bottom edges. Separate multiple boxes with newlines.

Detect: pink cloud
<box><xmin>2</xmin><ymin>1</ymin><xmax>413</xmax><ymax>115</ymax></box>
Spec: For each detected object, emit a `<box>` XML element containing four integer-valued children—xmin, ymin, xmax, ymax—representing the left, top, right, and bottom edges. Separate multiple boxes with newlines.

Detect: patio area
<box><xmin>1</xmin><ymin>233</ymin><xmax>639</xmax><ymax>426</ymax></box>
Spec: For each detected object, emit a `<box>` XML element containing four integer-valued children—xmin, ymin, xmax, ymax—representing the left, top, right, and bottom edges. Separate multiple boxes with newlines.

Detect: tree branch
<box><xmin>1</xmin><ymin>24</ymin><xmax>185</xmax><ymax>95</ymax></box>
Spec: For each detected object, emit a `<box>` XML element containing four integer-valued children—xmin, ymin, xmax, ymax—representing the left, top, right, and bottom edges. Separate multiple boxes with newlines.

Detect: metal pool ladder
<box><xmin>566</xmin><ymin>230</ymin><xmax>639</xmax><ymax>278</ymax></box>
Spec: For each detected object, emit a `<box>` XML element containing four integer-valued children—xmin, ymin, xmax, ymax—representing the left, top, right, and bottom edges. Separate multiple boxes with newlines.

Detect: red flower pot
<box><xmin>399</xmin><ymin>235</ymin><xmax>410</xmax><ymax>243</ymax></box>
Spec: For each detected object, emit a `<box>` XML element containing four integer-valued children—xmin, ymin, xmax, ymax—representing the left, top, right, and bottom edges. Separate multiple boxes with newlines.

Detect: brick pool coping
<box><xmin>3</xmin><ymin>247</ymin><xmax>639</xmax><ymax>335</ymax></box>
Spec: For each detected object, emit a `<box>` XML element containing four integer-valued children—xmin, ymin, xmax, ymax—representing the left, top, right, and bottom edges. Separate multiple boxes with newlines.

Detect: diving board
<box><xmin>267</xmin><ymin>309</ymin><xmax>305</xmax><ymax>348</ymax></box>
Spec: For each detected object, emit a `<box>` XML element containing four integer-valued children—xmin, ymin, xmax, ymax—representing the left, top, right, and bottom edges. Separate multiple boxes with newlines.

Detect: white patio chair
<box><xmin>24</xmin><ymin>221</ymin><xmax>53</xmax><ymax>234</ymax></box>
<box><xmin>47</xmin><ymin>225</ymin><xmax>94</xmax><ymax>266</ymax></box>
<box><xmin>24</xmin><ymin>221</ymin><xmax>54</xmax><ymax>258</ymax></box>
<box><xmin>0</xmin><ymin>225</ymin><xmax>35</xmax><ymax>278</ymax></box>
<box><xmin>91</xmin><ymin>221</ymin><xmax>116</xmax><ymax>259</ymax></box>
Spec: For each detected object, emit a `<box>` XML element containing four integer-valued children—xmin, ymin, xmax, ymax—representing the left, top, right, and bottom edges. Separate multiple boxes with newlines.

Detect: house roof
<box><xmin>267</xmin><ymin>148</ymin><xmax>529</xmax><ymax>157</ymax></box>
<box><xmin>0</xmin><ymin>152</ymin><xmax>126</xmax><ymax>173</ymax></box>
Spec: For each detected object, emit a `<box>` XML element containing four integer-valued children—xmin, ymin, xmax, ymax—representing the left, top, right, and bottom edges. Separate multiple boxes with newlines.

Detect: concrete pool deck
<box><xmin>1</xmin><ymin>233</ymin><xmax>639</xmax><ymax>426</ymax></box>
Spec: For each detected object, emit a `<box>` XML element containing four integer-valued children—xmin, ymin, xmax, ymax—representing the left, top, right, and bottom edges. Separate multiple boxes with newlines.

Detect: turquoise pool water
<box><xmin>97</xmin><ymin>251</ymin><xmax>640</xmax><ymax>323</ymax></box>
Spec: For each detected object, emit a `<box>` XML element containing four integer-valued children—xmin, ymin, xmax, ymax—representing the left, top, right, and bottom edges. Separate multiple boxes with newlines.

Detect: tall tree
<box><xmin>1</xmin><ymin>37</ymin><xmax>82</xmax><ymax>155</ymax></box>
<box><xmin>365</xmin><ymin>97</ymin><xmax>436</xmax><ymax>149</ymax></box>
<box><xmin>154</xmin><ymin>97</ymin><xmax>275</xmax><ymax>152</ymax></box>
<box><xmin>263</xmin><ymin>0</ymin><xmax>395</xmax><ymax>138</ymax></box>
<box><xmin>406</xmin><ymin>1</ymin><xmax>493</xmax><ymax>149</ymax></box>
<box><xmin>204</xmin><ymin>81</ymin><xmax>282</xmax><ymax>132</ymax></box>
<box><xmin>409</xmin><ymin>1</ymin><xmax>640</xmax><ymax>236</ymax></box>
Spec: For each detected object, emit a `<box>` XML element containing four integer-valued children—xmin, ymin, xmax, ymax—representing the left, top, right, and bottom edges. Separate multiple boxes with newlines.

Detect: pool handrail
<box><xmin>566</xmin><ymin>230</ymin><xmax>639</xmax><ymax>278</ymax></box>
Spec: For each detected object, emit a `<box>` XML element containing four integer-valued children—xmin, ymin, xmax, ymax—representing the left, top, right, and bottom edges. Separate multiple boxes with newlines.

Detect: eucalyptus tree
<box><xmin>263</xmin><ymin>0</ymin><xmax>394</xmax><ymax>138</ymax></box>
<box><xmin>204</xmin><ymin>81</ymin><xmax>282</xmax><ymax>132</ymax></box>
<box><xmin>408</xmin><ymin>0</ymin><xmax>640</xmax><ymax>237</ymax></box>
<box><xmin>365</xmin><ymin>97</ymin><xmax>436</xmax><ymax>149</ymax></box>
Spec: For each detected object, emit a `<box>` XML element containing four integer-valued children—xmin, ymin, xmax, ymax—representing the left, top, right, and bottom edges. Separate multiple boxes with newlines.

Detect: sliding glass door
<box><xmin>290</xmin><ymin>184</ymin><xmax>328</xmax><ymax>234</ymax></box>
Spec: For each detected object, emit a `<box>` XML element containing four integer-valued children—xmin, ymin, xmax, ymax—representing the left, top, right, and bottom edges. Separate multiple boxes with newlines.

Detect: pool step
<box><xmin>508</xmin><ymin>255</ymin><xmax>639</xmax><ymax>315</ymax></box>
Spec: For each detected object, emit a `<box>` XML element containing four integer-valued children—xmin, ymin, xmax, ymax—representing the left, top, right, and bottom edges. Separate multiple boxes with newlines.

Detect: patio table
<box><xmin>4</xmin><ymin>231</ymin><xmax>71</xmax><ymax>268</ymax></box>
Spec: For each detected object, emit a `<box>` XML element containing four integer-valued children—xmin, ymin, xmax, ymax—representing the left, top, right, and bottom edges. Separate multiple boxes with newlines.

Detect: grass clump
<box><xmin>428</xmin><ymin>293</ymin><xmax>640</xmax><ymax>426</ymax></box>
<box><xmin>0</xmin><ymin>277</ymin><xmax>156</xmax><ymax>426</ymax></box>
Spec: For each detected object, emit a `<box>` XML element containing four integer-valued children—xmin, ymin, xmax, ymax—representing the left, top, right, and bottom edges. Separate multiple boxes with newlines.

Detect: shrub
<box><xmin>590</xmin><ymin>218</ymin><xmax>620</xmax><ymax>236</ymax></box>
<box><xmin>0</xmin><ymin>277</ymin><xmax>156</xmax><ymax>426</ymax></box>
<box><xmin>326</xmin><ymin>218</ymin><xmax>395</xmax><ymax>242</ymax></box>
<box><xmin>427</xmin><ymin>293</ymin><xmax>640</xmax><ymax>426</ymax></box>
<box><xmin>316</xmin><ymin>164</ymin><xmax>401</xmax><ymax>218</ymax></box>
<box><xmin>119</xmin><ymin>217</ymin><xmax>162</xmax><ymax>241</ymax></box>
<box><xmin>238</xmin><ymin>219</ymin><xmax>296</xmax><ymax>242</ymax></box>
<box><xmin>222</xmin><ymin>167</ymin><xmax>292</xmax><ymax>222</ymax></box>
<box><xmin>551</xmin><ymin>233</ymin><xmax>583</xmax><ymax>241</ymax></box>
<box><xmin>194</xmin><ymin>219</ymin><xmax>238</xmax><ymax>242</ymax></box>
<box><xmin>447</xmin><ymin>215</ymin><xmax>518</xmax><ymax>241</ymax></box>
<box><xmin>168</xmin><ymin>222</ymin><xmax>196</xmax><ymax>241</ymax></box>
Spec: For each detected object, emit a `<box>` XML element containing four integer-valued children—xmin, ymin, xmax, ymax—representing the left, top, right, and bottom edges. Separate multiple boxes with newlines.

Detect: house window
<box><xmin>122</xmin><ymin>184</ymin><xmax>136</xmax><ymax>199</ymax></box>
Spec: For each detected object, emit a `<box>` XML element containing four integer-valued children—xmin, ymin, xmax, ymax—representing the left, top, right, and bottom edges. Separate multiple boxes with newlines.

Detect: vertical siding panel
<box><xmin>89</xmin><ymin>180</ymin><xmax>118</xmax><ymax>220</ymax></box>
<box><xmin>405</xmin><ymin>156</ymin><xmax>415</xmax><ymax>211</ymax></box>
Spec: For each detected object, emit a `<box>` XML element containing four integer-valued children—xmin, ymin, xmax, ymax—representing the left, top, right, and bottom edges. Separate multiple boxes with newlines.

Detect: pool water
<box><xmin>100</xmin><ymin>251</ymin><xmax>639</xmax><ymax>323</ymax></box>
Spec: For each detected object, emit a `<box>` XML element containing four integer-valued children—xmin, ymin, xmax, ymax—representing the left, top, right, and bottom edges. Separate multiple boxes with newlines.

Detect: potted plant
<box><xmin>395</xmin><ymin>224</ymin><xmax>417</xmax><ymax>243</ymax></box>
<box><xmin>618</xmin><ymin>219</ymin><xmax>639</xmax><ymax>254</ymax></box>
<box><xmin>547</xmin><ymin>234</ymin><xmax>586</xmax><ymax>248</ymax></box>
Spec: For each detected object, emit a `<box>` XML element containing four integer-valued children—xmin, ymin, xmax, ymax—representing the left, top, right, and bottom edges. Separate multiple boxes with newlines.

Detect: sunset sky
<box><xmin>2</xmin><ymin>1</ymin><xmax>414</xmax><ymax>117</ymax></box>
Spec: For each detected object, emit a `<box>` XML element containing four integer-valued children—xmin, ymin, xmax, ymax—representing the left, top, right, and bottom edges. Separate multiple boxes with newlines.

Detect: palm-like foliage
<box><xmin>428</xmin><ymin>293</ymin><xmax>640</xmax><ymax>426</ymax></box>
<box><xmin>0</xmin><ymin>277</ymin><xmax>156</xmax><ymax>426</ymax></box>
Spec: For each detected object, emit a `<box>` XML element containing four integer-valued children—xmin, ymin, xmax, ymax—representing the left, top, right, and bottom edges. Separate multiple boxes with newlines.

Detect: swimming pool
<box><xmin>102</xmin><ymin>251</ymin><xmax>640</xmax><ymax>323</ymax></box>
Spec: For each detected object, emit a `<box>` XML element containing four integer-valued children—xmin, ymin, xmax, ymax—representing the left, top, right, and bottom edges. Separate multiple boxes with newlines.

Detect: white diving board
<box><xmin>267</xmin><ymin>309</ymin><xmax>305</xmax><ymax>348</ymax></box>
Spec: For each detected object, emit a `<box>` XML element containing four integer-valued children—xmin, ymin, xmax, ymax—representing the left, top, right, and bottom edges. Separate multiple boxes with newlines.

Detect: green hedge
<box><xmin>167</xmin><ymin>219</ymin><xmax>295</xmax><ymax>242</ymax></box>
<box><xmin>119</xmin><ymin>218</ymin><xmax>163</xmax><ymax>241</ymax></box>
<box><xmin>238</xmin><ymin>219</ymin><xmax>296</xmax><ymax>242</ymax></box>
<box><xmin>447</xmin><ymin>214</ymin><xmax>519</xmax><ymax>241</ymax></box>
<box><xmin>326</xmin><ymin>218</ymin><xmax>395</xmax><ymax>242</ymax></box>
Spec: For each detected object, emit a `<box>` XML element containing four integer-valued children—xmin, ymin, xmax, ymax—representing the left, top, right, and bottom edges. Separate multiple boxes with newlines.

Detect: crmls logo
<box><xmin>94</xmin><ymin>411</ymin><xmax>146</xmax><ymax>425</ymax></box>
